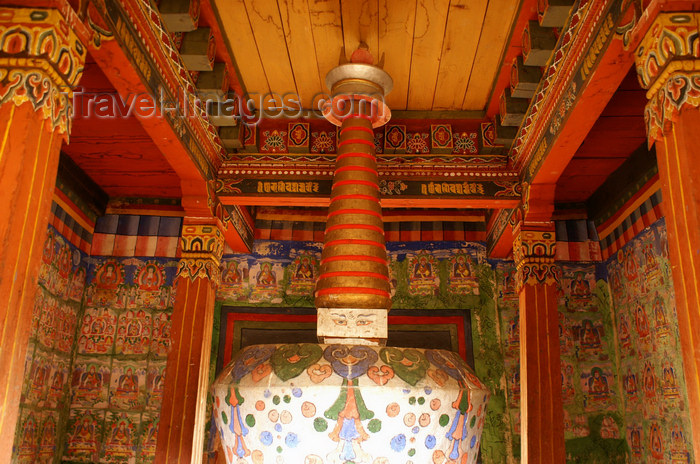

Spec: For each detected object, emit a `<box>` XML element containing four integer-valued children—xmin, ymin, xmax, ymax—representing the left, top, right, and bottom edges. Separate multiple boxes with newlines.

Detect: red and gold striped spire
<box><xmin>315</xmin><ymin>45</ymin><xmax>393</xmax><ymax>345</ymax></box>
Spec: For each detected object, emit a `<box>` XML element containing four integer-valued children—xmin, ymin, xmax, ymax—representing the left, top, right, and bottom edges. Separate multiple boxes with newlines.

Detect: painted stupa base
<box><xmin>211</xmin><ymin>344</ymin><xmax>490</xmax><ymax>464</ymax></box>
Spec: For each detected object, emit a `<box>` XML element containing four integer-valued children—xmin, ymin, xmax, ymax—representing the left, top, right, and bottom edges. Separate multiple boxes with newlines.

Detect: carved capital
<box><xmin>0</xmin><ymin>8</ymin><xmax>87</xmax><ymax>135</ymax></box>
<box><xmin>635</xmin><ymin>12</ymin><xmax>700</xmax><ymax>145</ymax></box>
<box><xmin>177</xmin><ymin>222</ymin><xmax>225</xmax><ymax>284</ymax></box>
<box><xmin>513</xmin><ymin>224</ymin><xmax>559</xmax><ymax>290</ymax></box>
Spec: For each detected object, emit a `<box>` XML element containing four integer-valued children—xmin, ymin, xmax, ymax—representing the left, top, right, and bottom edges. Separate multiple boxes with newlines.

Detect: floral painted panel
<box><xmin>212</xmin><ymin>344</ymin><xmax>490</xmax><ymax>464</ymax></box>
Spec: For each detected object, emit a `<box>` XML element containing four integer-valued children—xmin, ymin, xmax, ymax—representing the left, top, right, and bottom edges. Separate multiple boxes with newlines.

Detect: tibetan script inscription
<box><xmin>421</xmin><ymin>182</ymin><xmax>485</xmax><ymax>196</ymax></box>
<box><xmin>257</xmin><ymin>181</ymin><xmax>320</xmax><ymax>194</ymax></box>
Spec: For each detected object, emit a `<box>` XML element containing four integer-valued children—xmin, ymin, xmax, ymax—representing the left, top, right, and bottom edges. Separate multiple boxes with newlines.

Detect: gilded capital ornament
<box><xmin>176</xmin><ymin>223</ymin><xmax>225</xmax><ymax>284</ymax></box>
<box><xmin>635</xmin><ymin>12</ymin><xmax>700</xmax><ymax>145</ymax></box>
<box><xmin>513</xmin><ymin>226</ymin><xmax>559</xmax><ymax>290</ymax></box>
<box><xmin>0</xmin><ymin>8</ymin><xmax>86</xmax><ymax>135</ymax></box>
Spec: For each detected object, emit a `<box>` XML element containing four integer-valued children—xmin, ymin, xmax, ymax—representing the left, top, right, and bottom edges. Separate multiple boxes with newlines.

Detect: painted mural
<box><xmin>13</xmin><ymin>226</ymin><xmax>87</xmax><ymax>464</ymax></box>
<box><xmin>215</xmin><ymin>240</ymin><xmax>510</xmax><ymax>464</ymax></box>
<box><xmin>495</xmin><ymin>260</ymin><xmax>627</xmax><ymax>463</ymax></box>
<box><xmin>606</xmin><ymin>219</ymin><xmax>694</xmax><ymax>464</ymax></box>
<box><xmin>63</xmin><ymin>256</ymin><xmax>178</xmax><ymax>463</ymax></box>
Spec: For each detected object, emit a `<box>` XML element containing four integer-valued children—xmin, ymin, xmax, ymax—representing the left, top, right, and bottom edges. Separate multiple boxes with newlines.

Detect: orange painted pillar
<box><xmin>156</xmin><ymin>220</ymin><xmax>224</xmax><ymax>464</ymax></box>
<box><xmin>0</xmin><ymin>7</ymin><xmax>85</xmax><ymax>460</ymax></box>
<box><xmin>513</xmin><ymin>223</ymin><xmax>565</xmax><ymax>463</ymax></box>
<box><xmin>635</xmin><ymin>11</ymin><xmax>700</xmax><ymax>459</ymax></box>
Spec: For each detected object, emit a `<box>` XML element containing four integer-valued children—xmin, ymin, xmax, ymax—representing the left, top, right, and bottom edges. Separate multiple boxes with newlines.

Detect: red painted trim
<box><xmin>54</xmin><ymin>188</ymin><xmax>96</xmax><ymax>228</ymax></box>
<box><xmin>331</xmin><ymin>194</ymin><xmax>379</xmax><ymax>203</ymax></box>
<box><xmin>325</xmin><ymin>239</ymin><xmax>384</xmax><ymax>248</ymax></box>
<box><xmin>338</xmin><ymin>139</ymin><xmax>374</xmax><ymax>148</ymax></box>
<box><xmin>316</xmin><ymin>287</ymin><xmax>391</xmax><ymax>298</ymax></box>
<box><xmin>336</xmin><ymin>152</ymin><xmax>376</xmax><ymax>162</ymax></box>
<box><xmin>596</xmin><ymin>175</ymin><xmax>660</xmax><ymax>235</ymax></box>
<box><xmin>325</xmin><ymin>224</ymin><xmax>384</xmax><ymax>234</ymax></box>
<box><xmin>327</xmin><ymin>209</ymin><xmax>382</xmax><ymax>219</ymax></box>
<box><xmin>340</xmin><ymin>126</ymin><xmax>374</xmax><ymax>136</ymax></box>
<box><xmin>331</xmin><ymin>180</ymin><xmax>379</xmax><ymax>190</ymax></box>
<box><xmin>334</xmin><ymin>165</ymin><xmax>378</xmax><ymax>176</ymax></box>
<box><xmin>320</xmin><ymin>255</ymin><xmax>387</xmax><ymax>265</ymax></box>
<box><xmin>318</xmin><ymin>271</ymin><xmax>389</xmax><ymax>281</ymax></box>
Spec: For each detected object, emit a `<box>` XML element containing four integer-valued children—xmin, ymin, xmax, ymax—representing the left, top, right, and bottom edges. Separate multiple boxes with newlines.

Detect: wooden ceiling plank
<box><xmin>341</xmin><ymin>0</ymin><xmax>379</xmax><ymax>64</ymax></box>
<box><xmin>378</xmin><ymin>0</ymin><xmax>417</xmax><ymax>110</ymax></box>
<box><xmin>308</xmin><ymin>0</ymin><xmax>345</xmax><ymax>93</ymax></box>
<box><xmin>243</xmin><ymin>0</ymin><xmax>298</xmax><ymax>107</ymax></box>
<box><xmin>278</xmin><ymin>0</ymin><xmax>324</xmax><ymax>109</ymax></box>
<box><xmin>462</xmin><ymin>0</ymin><xmax>518</xmax><ymax>110</ymax></box>
<box><xmin>407</xmin><ymin>0</ymin><xmax>450</xmax><ymax>110</ymax></box>
<box><xmin>213</xmin><ymin>0</ymin><xmax>270</xmax><ymax>101</ymax></box>
<box><xmin>432</xmin><ymin>0</ymin><xmax>488</xmax><ymax>110</ymax></box>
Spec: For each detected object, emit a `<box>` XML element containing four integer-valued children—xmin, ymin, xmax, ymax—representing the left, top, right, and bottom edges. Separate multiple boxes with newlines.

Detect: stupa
<box><xmin>211</xmin><ymin>46</ymin><xmax>490</xmax><ymax>464</ymax></box>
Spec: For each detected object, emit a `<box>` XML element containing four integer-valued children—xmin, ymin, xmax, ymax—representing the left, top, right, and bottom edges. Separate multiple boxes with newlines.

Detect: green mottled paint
<box><xmin>379</xmin><ymin>347</ymin><xmax>429</xmax><ymax>386</ymax></box>
<box><xmin>472</xmin><ymin>264</ymin><xmax>509</xmax><ymax>464</ymax></box>
<box><xmin>313</xmin><ymin>417</ymin><xmax>328</xmax><ymax>432</ymax></box>
<box><xmin>270</xmin><ymin>343</ymin><xmax>322</xmax><ymax>381</ymax></box>
<box><xmin>565</xmin><ymin>414</ymin><xmax>627</xmax><ymax>464</ymax></box>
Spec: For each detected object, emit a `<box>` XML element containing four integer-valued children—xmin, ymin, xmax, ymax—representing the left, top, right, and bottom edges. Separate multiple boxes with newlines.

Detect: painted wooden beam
<box><xmin>158</xmin><ymin>0</ymin><xmax>199</xmax><ymax>32</ymax></box>
<box><xmin>494</xmin><ymin>115</ymin><xmax>517</xmax><ymax>148</ymax></box>
<box><xmin>219</xmin><ymin>126</ymin><xmax>244</xmax><ymax>149</ymax></box>
<box><xmin>180</xmin><ymin>27</ymin><xmax>215</xmax><ymax>71</ymax></box>
<box><xmin>510</xmin><ymin>55</ymin><xmax>542</xmax><ymax>99</ymax></box>
<box><xmin>537</xmin><ymin>0</ymin><xmax>574</xmax><ymax>27</ymax></box>
<box><xmin>196</xmin><ymin>62</ymin><xmax>228</xmax><ymax>98</ymax></box>
<box><xmin>88</xmin><ymin>0</ymin><xmax>253</xmax><ymax>251</ymax></box>
<box><xmin>499</xmin><ymin>88</ymin><xmax>529</xmax><ymax>127</ymax></box>
<box><xmin>522</xmin><ymin>20</ymin><xmax>557</xmax><ymax>67</ymax></box>
<box><xmin>208</xmin><ymin>99</ymin><xmax>239</xmax><ymax>127</ymax></box>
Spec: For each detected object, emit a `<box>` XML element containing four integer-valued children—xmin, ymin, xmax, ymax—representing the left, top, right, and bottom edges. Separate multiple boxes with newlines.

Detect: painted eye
<box><xmin>356</xmin><ymin>320</ymin><xmax>371</xmax><ymax>326</ymax></box>
<box><xmin>333</xmin><ymin>319</ymin><xmax>347</xmax><ymax>326</ymax></box>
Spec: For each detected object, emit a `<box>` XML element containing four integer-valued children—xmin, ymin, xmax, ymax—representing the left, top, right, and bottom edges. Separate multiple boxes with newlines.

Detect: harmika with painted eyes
<box><xmin>330</xmin><ymin>311</ymin><xmax>376</xmax><ymax>328</ymax></box>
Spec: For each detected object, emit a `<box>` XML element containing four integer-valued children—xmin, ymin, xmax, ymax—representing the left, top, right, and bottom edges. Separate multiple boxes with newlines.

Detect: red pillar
<box><xmin>514</xmin><ymin>223</ymin><xmax>565</xmax><ymax>463</ymax></box>
<box><xmin>156</xmin><ymin>220</ymin><xmax>224</xmax><ymax>464</ymax></box>
<box><xmin>0</xmin><ymin>8</ymin><xmax>85</xmax><ymax>460</ymax></box>
<box><xmin>635</xmin><ymin>12</ymin><xmax>700</xmax><ymax>459</ymax></box>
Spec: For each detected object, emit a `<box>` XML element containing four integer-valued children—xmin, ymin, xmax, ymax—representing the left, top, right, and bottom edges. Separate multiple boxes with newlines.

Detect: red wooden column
<box><xmin>635</xmin><ymin>11</ymin><xmax>700</xmax><ymax>459</ymax></box>
<box><xmin>513</xmin><ymin>222</ymin><xmax>565</xmax><ymax>464</ymax></box>
<box><xmin>156</xmin><ymin>220</ymin><xmax>224</xmax><ymax>464</ymax></box>
<box><xmin>0</xmin><ymin>7</ymin><xmax>85</xmax><ymax>459</ymax></box>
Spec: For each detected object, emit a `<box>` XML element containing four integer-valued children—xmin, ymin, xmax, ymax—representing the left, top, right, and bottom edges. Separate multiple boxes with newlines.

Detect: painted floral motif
<box><xmin>452</xmin><ymin>131</ymin><xmax>478</xmax><ymax>154</ymax></box>
<box><xmin>273</xmin><ymin>344</ymin><xmax>323</xmax><ymax>381</ymax></box>
<box><xmin>405</xmin><ymin>132</ymin><xmax>429</xmax><ymax>154</ymax></box>
<box><xmin>311</xmin><ymin>131</ymin><xmax>336</xmax><ymax>153</ymax></box>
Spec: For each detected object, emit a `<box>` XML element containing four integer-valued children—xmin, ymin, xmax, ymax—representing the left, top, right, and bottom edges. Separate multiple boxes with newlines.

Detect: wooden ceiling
<box><xmin>215</xmin><ymin>0</ymin><xmax>519</xmax><ymax>111</ymax></box>
<box><xmin>555</xmin><ymin>69</ymin><xmax>648</xmax><ymax>204</ymax></box>
<box><xmin>63</xmin><ymin>58</ymin><xmax>183</xmax><ymax>199</ymax></box>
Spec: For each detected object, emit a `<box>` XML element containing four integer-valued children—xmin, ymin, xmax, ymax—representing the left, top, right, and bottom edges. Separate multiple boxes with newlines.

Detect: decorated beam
<box><xmin>86</xmin><ymin>0</ymin><xmax>253</xmax><ymax>250</ymax></box>
<box><xmin>216</xmin><ymin>175</ymin><xmax>521</xmax><ymax>209</ymax></box>
<box><xmin>221</xmin><ymin>118</ymin><xmax>509</xmax><ymax>168</ymax></box>
<box><xmin>486</xmin><ymin>208</ymin><xmax>516</xmax><ymax>258</ymax></box>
